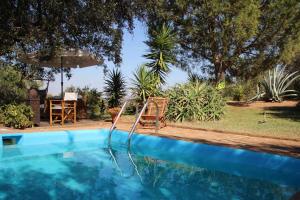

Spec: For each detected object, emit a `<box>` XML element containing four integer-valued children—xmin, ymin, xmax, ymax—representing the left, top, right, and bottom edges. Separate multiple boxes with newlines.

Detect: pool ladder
<box><xmin>108</xmin><ymin>99</ymin><xmax>160</xmax><ymax>148</ymax></box>
<box><xmin>107</xmin><ymin>99</ymin><xmax>159</xmax><ymax>183</ymax></box>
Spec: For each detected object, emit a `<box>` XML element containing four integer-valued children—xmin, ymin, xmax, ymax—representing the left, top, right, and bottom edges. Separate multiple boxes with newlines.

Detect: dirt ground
<box><xmin>227</xmin><ymin>100</ymin><xmax>300</xmax><ymax>109</ymax></box>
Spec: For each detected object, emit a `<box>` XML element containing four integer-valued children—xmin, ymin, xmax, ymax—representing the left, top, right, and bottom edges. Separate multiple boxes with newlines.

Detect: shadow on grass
<box><xmin>263</xmin><ymin>106</ymin><xmax>300</xmax><ymax>122</ymax></box>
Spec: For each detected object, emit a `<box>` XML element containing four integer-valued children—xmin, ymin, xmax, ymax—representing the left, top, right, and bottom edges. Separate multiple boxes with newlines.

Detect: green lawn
<box><xmin>168</xmin><ymin>105</ymin><xmax>300</xmax><ymax>140</ymax></box>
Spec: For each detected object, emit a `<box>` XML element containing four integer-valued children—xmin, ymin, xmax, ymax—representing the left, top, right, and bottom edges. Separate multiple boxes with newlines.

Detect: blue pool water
<box><xmin>0</xmin><ymin>129</ymin><xmax>299</xmax><ymax>200</ymax></box>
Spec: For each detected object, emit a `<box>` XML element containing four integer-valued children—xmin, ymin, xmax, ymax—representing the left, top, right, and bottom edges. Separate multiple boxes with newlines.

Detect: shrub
<box><xmin>1</xmin><ymin>104</ymin><xmax>33</xmax><ymax>129</ymax></box>
<box><xmin>223</xmin><ymin>78</ymin><xmax>261</xmax><ymax>102</ymax></box>
<box><xmin>0</xmin><ymin>66</ymin><xmax>27</xmax><ymax>106</ymax></box>
<box><xmin>166</xmin><ymin>82</ymin><xmax>225</xmax><ymax>122</ymax></box>
<box><xmin>86</xmin><ymin>89</ymin><xmax>106</xmax><ymax>119</ymax></box>
<box><xmin>66</xmin><ymin>86</ymin><xmax>106</xmax><ymax>119</ymax></box>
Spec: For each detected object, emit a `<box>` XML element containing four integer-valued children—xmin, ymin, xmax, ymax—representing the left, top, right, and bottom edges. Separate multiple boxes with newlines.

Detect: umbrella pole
<box><xmin>61</xmin><ymin>56</ymin><xmax>64</xmax><ymax>98</ymax></box>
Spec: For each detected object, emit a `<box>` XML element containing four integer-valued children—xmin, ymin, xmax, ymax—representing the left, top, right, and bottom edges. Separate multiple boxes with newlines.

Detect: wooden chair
<box><xmin>50</xmin><ymin>93</ymin><xmax>77</xmax><ymax>126</ymax></box>
<box><xmin>139</xmin><ymin>97</ymin><xmax>169</xmax><ymax>129</ymax></box>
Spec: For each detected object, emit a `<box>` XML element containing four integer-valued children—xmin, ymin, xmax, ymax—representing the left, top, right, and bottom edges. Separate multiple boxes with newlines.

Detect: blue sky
<box><xmin>48</xmin><ymin>22</ymin><xmax>188</xmax><ymax>95</ymax></box>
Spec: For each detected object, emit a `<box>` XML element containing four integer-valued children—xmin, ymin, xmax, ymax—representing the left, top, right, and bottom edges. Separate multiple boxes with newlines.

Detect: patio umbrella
<box><xmin>19</xmin><ymin>48</ymin><xmax>102</xmax><ymax>97</ymax></box>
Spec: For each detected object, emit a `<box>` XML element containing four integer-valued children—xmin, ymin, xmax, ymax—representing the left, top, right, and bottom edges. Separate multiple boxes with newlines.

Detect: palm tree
<box><xmin>144</xmin><ymin>24</ymin><xmax>176</xmax><ymax>84</ymax></box>
<box><xmin>131</xmin><ymin>65</ymin><xmax>160</xmax><ymax>103</ymax></box>
<box><xmin>104</xmin><ymin>69</ymin><xmax>126</xmax><ymax>108</ymax></box>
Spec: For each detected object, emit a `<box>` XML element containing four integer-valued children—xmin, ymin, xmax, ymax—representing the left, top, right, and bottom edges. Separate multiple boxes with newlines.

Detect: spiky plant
<box><xmin>104</xmin><ymin>69</ymin><xmax>126</xmax><ymax>108</ymax></box>
<box><xmin>130</xmin><ymin>65</ymin><xmax>160</xmax><ymax>103</ymax></box>
<box><xmin>255</xmin><ymin>66</ymin><xmax>300</xmax><ymax>102</ymax></box>
<box><xmin>144</xmin><ymin>24</ymin><xmax>176</xmax><ymax>84</ymax></box>
<box><xmin>188</xmin><ymin>73</ymin><xmax>203</xmax><ymax>83</ymax></box>
<box><xmin>166</xmin><ymin>82</ymin><xmax>225</xmax><ymax>122</ymax></box>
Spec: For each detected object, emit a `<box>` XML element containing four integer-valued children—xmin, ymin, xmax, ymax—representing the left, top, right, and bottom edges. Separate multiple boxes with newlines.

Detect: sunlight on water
<box><xmin>0</xmin><ymin>141</ymin><xmax>299</xmax><ymax>200</ymax></box>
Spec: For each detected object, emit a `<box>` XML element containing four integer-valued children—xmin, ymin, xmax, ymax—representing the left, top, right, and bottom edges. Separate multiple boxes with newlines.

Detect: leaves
<box><xmin>104</xmin><ymin>69</ymin><xmax>126</xmax><ymax>108</ymax></box>
<box><xmin>166</xmin><ymin>82</ymin><xmax>225</xmax><ymax>122</ymax></box>
<box><xmin>0</xmin><ymin>66</ymin><xmax>28</xmax><ymax>105</ymax></box>
<box><xmin>258</xmin><ymin>66</ymin><xmax>300</xmax><ymax>102</ymax></box>
<box><xmin>130</xmin><ymin>65</ymin><xmax>161</xmax><ymax>103</ymax></box>
<box><xmin>1</xmin><ymin>104</ymin><xmax>33</xmax><ymax>129</ymax></box>
<box><xmin>0</xmin><ymin>0</ymin><xmax>137</xmax><ymax>65</ymax></box>
<box><xmin>144</xmin><ymin>24</ymin><xmax>177</xmax><ymax>84</ymax></box>
<box><xmin>149</xmin><ymin>0</ymin><xmax>300</xmax><ymax>81</ymax></box>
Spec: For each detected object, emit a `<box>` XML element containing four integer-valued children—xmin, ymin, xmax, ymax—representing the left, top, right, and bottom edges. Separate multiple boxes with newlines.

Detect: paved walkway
<box><xmin>1</xmin><ymin>120</ymin><xmax>300</xmax><ymax>158</ymax></box>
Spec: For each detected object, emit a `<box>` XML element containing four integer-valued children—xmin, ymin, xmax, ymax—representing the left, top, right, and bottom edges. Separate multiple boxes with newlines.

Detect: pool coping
<box><xmin>1</xmin><ymin>121</ymin><xmax>300</xmax><ymax>159</ymax></box>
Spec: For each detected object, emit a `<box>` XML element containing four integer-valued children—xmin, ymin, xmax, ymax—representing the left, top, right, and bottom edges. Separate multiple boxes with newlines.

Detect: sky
<box><xmin>47</xmin><ymin>21</ymin><xmax>188</xmax><ymax>95</ymax></box>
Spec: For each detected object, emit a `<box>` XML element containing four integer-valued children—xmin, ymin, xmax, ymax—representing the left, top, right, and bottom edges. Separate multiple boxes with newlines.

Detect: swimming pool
<box><xmin>0</xmin><ymin>129</ymin><xmax>299</xmax><ymax>200</ymax></box>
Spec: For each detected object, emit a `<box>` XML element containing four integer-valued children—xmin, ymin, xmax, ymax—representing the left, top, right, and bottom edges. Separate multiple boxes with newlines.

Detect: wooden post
<box><xmin>50</xmin><ymin>100</ymin><xmax>52</xmax><ymax>126</ymax></box>
<box><xmin>61</xmin><ymin>100</ymin><xmax>64</xmax><ymax>126</ymax></box>
<box><xmin>74</xmin><ymin>101</ymin><xmax>77</xmax><ymax>124</ymax></box>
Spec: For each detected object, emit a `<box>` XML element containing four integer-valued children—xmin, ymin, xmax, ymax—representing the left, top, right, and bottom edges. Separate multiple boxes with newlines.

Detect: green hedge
<box><xmin>166</xmin><ymin>82</ymin><xmax>225</xmax><ymax>122</ymax></box>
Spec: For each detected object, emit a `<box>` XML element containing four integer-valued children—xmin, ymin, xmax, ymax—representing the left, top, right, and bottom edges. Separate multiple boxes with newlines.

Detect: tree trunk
<box><xmin>214</xmin><ymin>62</ymin><xmax>225</xmax><ymax>84</ymax></box>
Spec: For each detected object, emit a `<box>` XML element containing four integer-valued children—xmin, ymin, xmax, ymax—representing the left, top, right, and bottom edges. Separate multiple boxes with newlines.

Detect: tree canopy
<box><xmin>145</xmin><ymin>0</ymin><xmax>300</xmax><ymax>82</ymax></box>
<box><xmin>1</xmin><ymin>0</ymin><xmax>300</xmax><ymax>84</ymax></box>
<box><xmin>0</xmin><ymin>0</ymin><xmax>138</xmax><ymax>65</ymax></box>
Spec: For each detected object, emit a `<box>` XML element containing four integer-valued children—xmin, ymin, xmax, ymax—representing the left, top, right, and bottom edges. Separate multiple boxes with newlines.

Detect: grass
<box><xmin>168</xmin><ymin>105</ymin><xmax>300</xmax><ymax>140</ymax></box>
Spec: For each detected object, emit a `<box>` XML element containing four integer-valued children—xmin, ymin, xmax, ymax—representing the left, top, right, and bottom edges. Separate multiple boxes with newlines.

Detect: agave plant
<box><xmin>130</xmin><ymin>65</ymin><xmax>160</xmax><ymax>103</ymax></box>
<box><xmin>255</xmin><ymin>66</ymin><xmax>300</xmax><ymax>102</ymax></box>
<box><xmin>144</xmin><ymin>24</ymin><xmax>176</xmax><ymax>84</ymax></box>
<box><xmin>104</xmin><ymin>69</ymin><xmax>126</xmax><ymax>108</ymax></box>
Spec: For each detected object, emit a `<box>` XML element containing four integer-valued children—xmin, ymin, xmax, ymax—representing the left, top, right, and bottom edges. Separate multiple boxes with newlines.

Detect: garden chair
<box><xmin>139</xmin><ymin>97</ymin><xmax>169</xmax><ymax>129</ymax></box>
<box><xmin>50</xmin><ymin>92</ymin><xmax>77</xmax><ymax>126</ymax></box>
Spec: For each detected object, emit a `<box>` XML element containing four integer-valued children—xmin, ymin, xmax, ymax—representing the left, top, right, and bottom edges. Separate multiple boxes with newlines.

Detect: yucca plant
<box><xmin>130</xmin><ymin>65</ymin><xmax>161</xmax><ymax>103</ymax></box>
<box><xmin>188</xmin><ymin>72</ymin><xmax>203</xmax><ymax>83</ymax></box>
<box><xmin>144</xmin><ymin>24</ymin><xmax>176</xmax><ymax>84</ymax></box>
<box><xmin>254</xmin><ymin>66</ymin><xmax>300</xmax><ymax>102</ymax></box>
<box><xmin>104</xmin><ymin>69</ymin><xmax>126</xmax><ymax>108</ymax></box>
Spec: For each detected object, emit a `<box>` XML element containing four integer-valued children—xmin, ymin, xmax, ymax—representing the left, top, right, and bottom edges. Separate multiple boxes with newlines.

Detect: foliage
<box><xmin>131</xmin><ymin>65</ymin><xmax>161</xmax><ymax>103</ymax></box>
<box><xmin>166</xmin><ymin>82</ymin><xmax>225</xmax><ymax>122</ymax></box>
<box><xmin>1</xmin><ymin>104</ymin><xmax>33</xmax><ymax>129</ymax></box>
<box><xmin>65</xmin><ymin>86</ymin><xmax>106</xmax><ymax>119</ymax></box>
<box><xmin>144</xmin><ymin>24</ymin><xmax>176</xmax><ymax>84</ymax></box>
<box><xmin>0</xmin><ymin>0</ymin><xmax>138</xmax><ymax>66</ymax></box>
<box><xmin>104</xmin><ymin>69</ymin><xmax>126</xmax><ymax>108</ymax></box>
<box><xmin>147</xmin><ymin>1</ymin><xmax>300</xmax><ymax>82</ymax></box>
<box><xmin>254</xmin><ymin>66</ymin><xmax>300</xmax><ymax>102</ymax></box>
<box><xmin>223</xmin><ymin>79</ymin><xmax>260</xmax><ymax>102</ymax></box>
<box><xmin>86</xmin><ymin>89</ymin><xmax>106</xmax><ymax>119</ymax></box>
<box><xmin>0</xmin><ymin>66</ymin><xmax>28</xmax><ymax>105</ymax></box>
<box><xmin>188</xmin><ymin>73</ymin><xmax>203</xmax><ymax>83</ymax></box>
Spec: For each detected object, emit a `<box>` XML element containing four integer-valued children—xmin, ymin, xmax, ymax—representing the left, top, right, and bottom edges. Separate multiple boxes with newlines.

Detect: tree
<box><xmin>145</xmin><ymin>0</ymin><xmax>300</xmax><ymax>83</ymax></box>
<box><xmin>0</xmin><ymin>66</ymin><xmax>28</xmax><ymax>105</ymax></box>
<box><xmin>144</xmin><ymin>24</ymin><xmax>177</xmax><ymax>84</ymax></box>
<box><xmin>0</xmin><ymin>0</ymin><xmax>137</xmax><ymax>65</ymax></box>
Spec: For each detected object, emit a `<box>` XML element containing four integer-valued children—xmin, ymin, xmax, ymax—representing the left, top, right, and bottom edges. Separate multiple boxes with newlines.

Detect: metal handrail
<box><xmin>128</xmin><ymin>99</ymin><xmax>159</xmax><ymax>148</ymax></box>
<box><xmin>108</xmin><ymin>101</ymin><xmax>128</xmax><ymax>144</ymax></box>
<box><xmin>107</xmin><ymin>144</ymin><xmax>143</xmax><ymax>182</ymax></box>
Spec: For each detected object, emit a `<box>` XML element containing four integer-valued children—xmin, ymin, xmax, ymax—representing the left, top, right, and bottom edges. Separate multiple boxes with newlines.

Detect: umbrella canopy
<box><xmin>20</xmin><ymin>48</ymin><xmax>101</xmax><ymax>68</ymax></box>
<box><xmin>19</xmin><ymin>48</ymin><xmax>102</xmax><ymax>97</ymax></box>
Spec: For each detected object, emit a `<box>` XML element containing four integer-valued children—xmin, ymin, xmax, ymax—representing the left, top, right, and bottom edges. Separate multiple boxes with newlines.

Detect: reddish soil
<box><xmin>1</xmin><ymin>119</ymin><xmax>300</xmax><ymax>158</ymax></box>
<box><xmin>227</xmin><ymin>100</ymin><xmax>300</xmax><ymax>109</ymax></box>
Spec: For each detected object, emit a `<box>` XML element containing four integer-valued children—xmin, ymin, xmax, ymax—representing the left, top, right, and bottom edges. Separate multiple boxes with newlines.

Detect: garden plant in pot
<box><xmin>104</xmin><ymin>69</ymin><xmax>126</xmax><ymax>123</ymax></box>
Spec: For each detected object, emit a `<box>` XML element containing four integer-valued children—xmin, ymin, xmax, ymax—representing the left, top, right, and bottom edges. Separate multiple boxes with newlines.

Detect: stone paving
<box><xmin>1</xmin><ymin>119</ymin><xmax>300</xmax><ymax>158</ymax></box>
